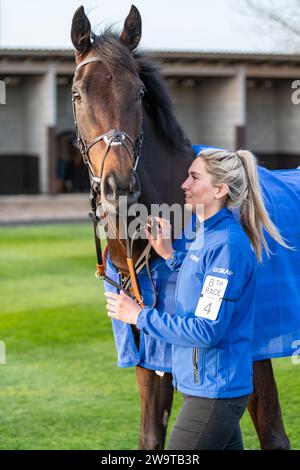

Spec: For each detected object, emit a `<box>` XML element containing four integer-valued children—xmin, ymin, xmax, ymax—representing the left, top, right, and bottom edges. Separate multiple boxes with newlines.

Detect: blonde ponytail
<box><xmin>199</xmin><ymin>148</ymin><xmax>292</xmax><ymax>262</ymax></box>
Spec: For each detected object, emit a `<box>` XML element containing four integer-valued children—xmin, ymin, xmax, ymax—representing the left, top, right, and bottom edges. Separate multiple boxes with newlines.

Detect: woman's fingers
<box><xmin>104</xmin><ymin>292</ymin><xmax>119</xmax><ymax>300</ymax></box>
<box><xmin>144</xmin><ymin>219</ymin><xmax>173</xmax><ymax>259</ymax></box>
<box><xmin>144</xmin><ymin>227</ymin><xmax>151</xmax><ymax>239</ymax></box>
<box><xmin>107</xmin><ymin>311</ymin><xmax>117</xmax><ymax>318</ymax></box>
<box><xmin>105</xmin><ymin>292</ymin><xmax>120</xmax><ymax>316</ymax></box>
<box><xmin>144</xmin><ymin>227</ymin><xmax>157</xmax><ymax>243</ymax></box>
<box><xmin>153</xmin><ymin>217</ymin><xmax>172</xmax><ymax>239</ymax></box>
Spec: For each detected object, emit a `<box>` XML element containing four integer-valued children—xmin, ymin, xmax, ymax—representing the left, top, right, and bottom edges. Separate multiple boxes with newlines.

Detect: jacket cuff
<box><xmin>165</xmin><ymin>250</ymin><xmax>185</xmax><ymax>271</ymax></box>
<box><xmin>136</xmin><ymin>307</ymin><xmax>152</xmax><ymax>331</ymax></box>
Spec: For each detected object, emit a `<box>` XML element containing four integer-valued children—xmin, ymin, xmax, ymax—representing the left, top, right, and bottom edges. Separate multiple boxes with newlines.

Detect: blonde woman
<box><xmin>105</xmin><ymin>148</ymin><xmax>289</xmax><ymax>450</ymax></box>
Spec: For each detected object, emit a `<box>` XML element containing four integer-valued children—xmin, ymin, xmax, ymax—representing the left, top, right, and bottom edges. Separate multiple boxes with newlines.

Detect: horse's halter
<box><xmin>72</xmin><ymin>56</ymin><xmax>144</xmax><ymax>195</ymax></box>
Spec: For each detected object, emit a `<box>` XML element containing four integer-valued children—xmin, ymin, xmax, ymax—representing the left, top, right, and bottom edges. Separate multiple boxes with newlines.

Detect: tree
<box><xmin>239</xmin><ymin>0</ymin><xmax>300</xmax><ymax>51</ymax></box>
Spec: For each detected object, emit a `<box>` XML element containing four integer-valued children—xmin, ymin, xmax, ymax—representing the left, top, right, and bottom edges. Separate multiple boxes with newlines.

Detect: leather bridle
<box><xmin>72</xmin><ymin>56</ymin><xmax>155</xmax><ymax>308</ymax></box>
<box><xmin>72</xmin><ymin>56</ymin><xmax>144</xmax><ymax>195</ymax></box>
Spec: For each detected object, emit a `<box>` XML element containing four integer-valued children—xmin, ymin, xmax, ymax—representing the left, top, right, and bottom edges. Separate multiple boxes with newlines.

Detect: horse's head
<box><xmin>71</xmin><ymin>5</ymin><xmax>144</xmax><ymax>214</ymax></box>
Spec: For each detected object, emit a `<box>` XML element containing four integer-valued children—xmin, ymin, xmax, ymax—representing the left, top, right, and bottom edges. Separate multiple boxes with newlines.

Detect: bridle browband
<box><xmin>72</xmin><ymin>56</ymin><xmax>155</xmax><ymax>308</ymax></box>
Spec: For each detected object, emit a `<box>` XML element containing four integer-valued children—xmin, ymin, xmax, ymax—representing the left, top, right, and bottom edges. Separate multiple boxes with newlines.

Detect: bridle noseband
<box><xmin>72</xmin><ymin>56</ymin><xmax>144</xmax><ymax>195</ymax></box>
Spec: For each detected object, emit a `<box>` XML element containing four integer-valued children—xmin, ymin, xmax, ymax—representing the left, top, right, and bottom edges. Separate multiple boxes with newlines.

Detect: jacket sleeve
<box><xmin>136</xmin><ymin>243</ymin><xmax>254</xmax><ymax>347</ymax></box>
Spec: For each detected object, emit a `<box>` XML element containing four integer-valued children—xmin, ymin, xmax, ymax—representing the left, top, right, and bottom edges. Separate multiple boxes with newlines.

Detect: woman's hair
<box><xmin>198</xmin><ymin>148</ymin><xmax>292</xmax><ymax>262</ymax></box>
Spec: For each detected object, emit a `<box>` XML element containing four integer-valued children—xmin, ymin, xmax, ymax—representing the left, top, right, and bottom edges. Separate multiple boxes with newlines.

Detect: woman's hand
<box><xmin>104</xmin><ymin>290</ymin><xmax>142</xmax><ymax>325</ymax></box>
<box><xmin>144</xmin><ymin>217</ymin><xmax>174</xmax><ymax>260</ymax></box>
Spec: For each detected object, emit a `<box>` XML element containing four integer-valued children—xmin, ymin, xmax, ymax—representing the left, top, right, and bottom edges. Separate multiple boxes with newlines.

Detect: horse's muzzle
<box><xmin>102</xmin><ymin>172</ymin><xmax>141</xmax><ymax>213</ymax></box>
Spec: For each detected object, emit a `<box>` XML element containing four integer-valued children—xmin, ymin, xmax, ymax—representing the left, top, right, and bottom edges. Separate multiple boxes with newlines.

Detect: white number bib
<box><xmin>195</xmin><ymin>275</ymin><xmax>228</xmax><ymax>321</ymax></box>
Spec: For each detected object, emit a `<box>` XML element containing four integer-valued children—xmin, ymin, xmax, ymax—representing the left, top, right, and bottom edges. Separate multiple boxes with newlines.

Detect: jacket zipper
<box><xmin>193</xmin><ymin>347</ymin><xmax>199</xmax><ymax>384</ymax></box>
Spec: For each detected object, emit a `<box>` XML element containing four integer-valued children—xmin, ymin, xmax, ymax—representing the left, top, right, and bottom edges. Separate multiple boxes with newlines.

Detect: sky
<box><xmin>0</xmin><ymin>0</ymin><xmax>295</xmax><ymax>53</ymax></box>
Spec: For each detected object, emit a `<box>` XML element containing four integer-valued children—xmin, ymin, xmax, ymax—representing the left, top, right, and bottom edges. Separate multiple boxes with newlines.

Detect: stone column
<box><xmin>24</xmin><ymin>63</ymin><xmax>57</xmax><ymax>193</ymax></box>
<box><xmin>234</xmin><ymin>66</ymin><xmax>247</xmax><ymax>150</ymax></box>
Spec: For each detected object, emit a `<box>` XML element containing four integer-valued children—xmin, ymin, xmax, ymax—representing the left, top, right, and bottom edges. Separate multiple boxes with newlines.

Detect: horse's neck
<box><xmin>138</xmin><ymin>110</ymin><xmax>194</xmax><ymax>208</ymax></box>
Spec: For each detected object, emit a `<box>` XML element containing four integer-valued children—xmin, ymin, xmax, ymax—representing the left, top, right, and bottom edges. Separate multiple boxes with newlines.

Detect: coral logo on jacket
<box><xmin>213</xmin><ymin>267</ymin><xmax>234</xmax><ymax>276</ymax></box>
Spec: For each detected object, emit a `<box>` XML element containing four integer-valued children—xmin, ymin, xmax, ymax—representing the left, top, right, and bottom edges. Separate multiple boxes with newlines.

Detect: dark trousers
<box><xmin>167</xmin><ymin>393</ymin><xmax>250</xmax><ymax>450</ymax></box>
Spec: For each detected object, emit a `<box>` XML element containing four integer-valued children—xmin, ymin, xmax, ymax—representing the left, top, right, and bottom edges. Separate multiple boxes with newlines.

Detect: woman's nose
<box><xmin>181</xmin><ymin>178</ymin><xmax>189</xmax><ymax>191</ymax></box>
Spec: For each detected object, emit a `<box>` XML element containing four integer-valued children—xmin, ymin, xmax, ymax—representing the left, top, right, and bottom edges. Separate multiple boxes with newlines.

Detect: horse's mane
<box><xmin>92</xmin><ymin>29</ymin><xmax>191</xmax><ymax>153</ymax></box>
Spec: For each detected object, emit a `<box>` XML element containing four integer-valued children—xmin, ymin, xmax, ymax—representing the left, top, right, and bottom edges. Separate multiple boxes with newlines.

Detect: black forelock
<box><xmin>92</xmin><ymin>28</ymin><xmax>137</xmax><ymax>75</ymax></box>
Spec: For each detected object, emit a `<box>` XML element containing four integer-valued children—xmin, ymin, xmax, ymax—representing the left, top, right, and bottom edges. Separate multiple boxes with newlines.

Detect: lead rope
<box><xmin>89</xmin><ymin>190</ymin><xmax>157</xmax><ymax>308</ymax></box>
<box><xmin>89</xmin><ymin>192</ymin><xmax>135</xmax><ymax>298</ymax></box>
<box><xmin>122</xmin><ymin>220</ymin><xmax>158</xmax><ymax>309</ymax></box>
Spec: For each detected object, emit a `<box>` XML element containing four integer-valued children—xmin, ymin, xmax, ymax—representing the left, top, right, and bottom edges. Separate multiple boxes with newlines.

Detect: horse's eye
<box><xmin>139</xmin><ymin>88</ymin><xmax>145</xmax><ymax>99</ymax></box>
<box><xmin>72</xmin><ymin>89</ymin><xmax>81</xmax><ymax>101</ymax></box>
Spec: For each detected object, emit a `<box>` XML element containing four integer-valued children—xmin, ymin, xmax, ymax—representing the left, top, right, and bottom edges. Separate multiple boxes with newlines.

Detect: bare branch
<box><xmin>245</xmin><ymin>0</ymin><xmax>300</xmax><ymax>38</ymax></box>
<box><xmin>238</xmin><ymin>0</ymin><xmax>300</xmax><ymax>50</ymax></box>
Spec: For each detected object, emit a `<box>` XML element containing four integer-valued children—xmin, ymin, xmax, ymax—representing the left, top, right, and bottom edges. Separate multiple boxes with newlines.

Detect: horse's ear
<box><xmin>71</xmin><ymin>6</ymin><xmax>92</xmax><ymax>56</ymax></box>
<box><xmin>120</xmin><ymin>5</ymin><xmax>142</xmax><ymax>52</ymax></box>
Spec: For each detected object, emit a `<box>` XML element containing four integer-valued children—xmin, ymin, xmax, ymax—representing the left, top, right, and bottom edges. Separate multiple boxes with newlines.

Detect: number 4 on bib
<box><xmin>195</xmin><ymin>275</ymin><xmax>228</xmax><ymax>321</ymax></box>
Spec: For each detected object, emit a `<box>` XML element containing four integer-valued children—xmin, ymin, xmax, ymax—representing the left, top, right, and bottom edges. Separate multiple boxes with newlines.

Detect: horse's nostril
<box><xmin>104</xmin><ymin>175</ymin><xmax>117</xmax><ymax>199</ymax></box>
<box><xmin>103</xmin><ymin>173</ymin><xmax>140</xmax><ymax>206</ymax></box>
<box><xmin>129</xmin><ymin>174</ymin><xmax>140</xmax><ymax>195</ymax></box>
<box><xmin>129</xmin><ymin>176</ymin><xmax>135</xmax><ymax>193</ymax></box>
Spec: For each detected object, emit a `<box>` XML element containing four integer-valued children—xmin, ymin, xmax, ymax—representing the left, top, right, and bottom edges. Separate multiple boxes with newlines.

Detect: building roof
<box><xmin>2</xmin><ymin>48</ymin><xmax>300</xmax><ymax>80</ymax></box>
<box><xmin>1</xmin><ymin>48</ymin><xmax>300</xmax><ymax>65</ymax></box>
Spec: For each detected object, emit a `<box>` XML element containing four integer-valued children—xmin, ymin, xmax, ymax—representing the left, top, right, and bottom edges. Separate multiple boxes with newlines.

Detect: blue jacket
<box><xmin>137</xmin><ymin>207</ymin><xmax>257</xmax><ymax>398</ymax></box>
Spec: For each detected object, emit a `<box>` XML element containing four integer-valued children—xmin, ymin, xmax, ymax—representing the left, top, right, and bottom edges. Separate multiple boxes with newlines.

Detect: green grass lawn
<box><xmin>0</xmin><ymin>223</ymin><xmax>299</xmax><ymax>450</ymax></box>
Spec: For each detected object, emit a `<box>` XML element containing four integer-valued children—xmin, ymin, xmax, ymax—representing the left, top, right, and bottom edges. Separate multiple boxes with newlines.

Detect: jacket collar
<box><xmin>193</xmin><ymin>206</ymin><xmax>233</xmax><ymax>233</ymax></box>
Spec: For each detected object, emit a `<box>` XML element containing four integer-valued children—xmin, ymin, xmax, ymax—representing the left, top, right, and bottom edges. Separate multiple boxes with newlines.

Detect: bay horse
<box><xmin>71</xmin><ymin>5</ymin><xmax>291</xmax><ymax>449</ymax></box>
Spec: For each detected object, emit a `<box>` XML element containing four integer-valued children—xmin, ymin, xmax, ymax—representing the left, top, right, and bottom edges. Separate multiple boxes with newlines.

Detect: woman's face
<box><xmin>181</xmin><ymin>157</ymin><xmax>227</xmax><ymax>217</ymax></box>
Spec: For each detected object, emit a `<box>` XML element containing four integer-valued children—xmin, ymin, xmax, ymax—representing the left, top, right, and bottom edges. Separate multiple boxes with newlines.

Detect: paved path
<box><xmin>0</xmin><ymin>194</ymin><xmax>90</xmax><ymax>225</ymax></box>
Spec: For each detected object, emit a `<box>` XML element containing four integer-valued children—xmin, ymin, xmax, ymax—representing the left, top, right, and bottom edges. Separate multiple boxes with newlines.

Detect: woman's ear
<box><xmin>214</xmin><ymin>183</ymin><xmax>229</xmax><ymax>200</ymax></box>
